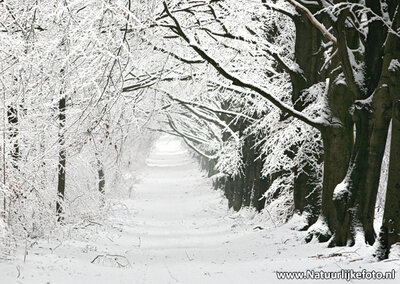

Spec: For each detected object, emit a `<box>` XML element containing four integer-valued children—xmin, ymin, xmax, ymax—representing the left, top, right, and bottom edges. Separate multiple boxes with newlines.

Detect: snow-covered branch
<box><xmin>162</xmin><ymin>2</ymin><xmax>324</xmax><ymax>130</ymax></box>
<box><xmin>286</xmin><ymin>0</ymin><xmax>337</xmax><ymax>45</ymax></box>
<box><xmin>165</xmin><ymin>92</ymin><xmax>256</xmax><ymax>122</ymax></box>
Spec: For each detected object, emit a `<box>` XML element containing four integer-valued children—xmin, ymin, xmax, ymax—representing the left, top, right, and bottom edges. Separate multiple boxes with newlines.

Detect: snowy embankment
<box><xmin>0</xmin><ymin>135</ymin><xmax>398</xmax><ymax>284</ymax></box>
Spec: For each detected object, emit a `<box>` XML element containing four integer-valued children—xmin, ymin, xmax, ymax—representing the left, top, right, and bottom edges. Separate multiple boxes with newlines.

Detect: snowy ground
<box><xmin>1</xmin><ymin>135</ymin><xmax>399</xmax><ymax>283</ymax></box>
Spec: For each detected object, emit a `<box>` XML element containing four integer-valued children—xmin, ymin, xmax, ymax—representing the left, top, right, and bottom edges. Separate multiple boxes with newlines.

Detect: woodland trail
<box><xmin>1</xmin><ymin>136</ymin><xmax>398</xmax><ymax>284</ymax></box>
<box><xmin>116</xmin><ymin>135</ymin><xmax>269</xmax><ymax>283</ymax></box>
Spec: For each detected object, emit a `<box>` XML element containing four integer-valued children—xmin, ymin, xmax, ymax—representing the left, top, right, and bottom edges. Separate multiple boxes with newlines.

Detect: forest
<box><xmin>0</xmin><ymin>0</ymin><xmax>399</xmax><ymax>283</ymax></box>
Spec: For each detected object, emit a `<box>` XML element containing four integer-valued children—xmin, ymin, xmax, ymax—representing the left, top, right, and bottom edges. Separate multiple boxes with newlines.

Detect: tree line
<box><xmin>146</xmin><ymin>0</ymin><xmax>399</xmax><ymax>260</ymax></box>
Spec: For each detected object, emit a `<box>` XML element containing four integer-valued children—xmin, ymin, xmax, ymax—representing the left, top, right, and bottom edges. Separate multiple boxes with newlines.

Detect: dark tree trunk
<box><xmin>332</xmin><ymin>98</ymin><xmax>391</xmax><ymax>246</ymax></box>
<box><xmin>213</xmin><ymin>103</ymin><xmax>270</xmax><ymax>212</ymax></box>
<box><xmin>293</xmin><ymin>161</ymin><xmax>321</xmax><ymax>228</ymax></box>
<box><xmin>289</xmin><ymin>11</ymin><xmax>324</xmax><ymax>227</ymax></box>
<box><xmin>98</xmin><ymin>168</ymin><xmax>105</xmax><ymax>194</ymax></box>
<box><xmin>232</xmin><ymin>176</ymin><xmax>243</xmax><ymax>211</ymax></box>
<box><xmin>97</xmin><ymin>156</ymin><xmax>105</xmax><ymax>195</ymax></box>
<box><xmin>361</xmin><ymin>113</ymin><xmax>391</xmax><ymax>244</ymax></box>
<box><xmin>7</xmin><ymin>106</ymin><xmax>19</xmax><ymax>168</ymax></box>
<box><xmin>56</xmin><ymin>97</ymin><xmax>66</xmax><ymax>222</ymax></box>
<box><xmin>251</xmin><ymin>151</ymin><xmax>268</xmax><ymax>211</ymax></box>
<box><xmin>216</xmin><ymin>131</ymin><xmax>269</xmax><ymax>212</ymax></box>
<box><xmin>242</xmin><ymin>140</ymin><xmax>252</xmax><ymax>208</ymax></box>
<box><xmin>305</xmin><ymin>41</ymin><xmax>355</xmax><ymax>242</ymax></box>
<box><xmin>225</xmin><ymin>177</ymin><xmax>234</xmax><ymax>209</ymax></box>
<box><xmin>306</xmin><ymin>126</ymin><xmax>353</xmax><ymax>243</ymax></box>
<box><xmin>291</xmin><ymin>12</ymin><xmax>324</xmax><ymax>106</ymax></box>
<box><xmin>255</xmin><ymin>174</ymin><xmax>268</xmax><ymax>211</ymax></box>
<box><xmin>331</xmin><ymin>108</ymin><xmax>371</xmax><ymax>246</ymax></box>
<box><xmin>331</xmin><ymin>1</ymin><xmax>398</xmax><ymax>246</ymax></box>
<box><xmin>363</xmin><ymin>2</ymin><xmax>399</xmax><ymax>245</ymax></box>
<box><xmin>242</xmin><ymin>136</ymin><xmax>258</xmax><ymax>208</ymax></box>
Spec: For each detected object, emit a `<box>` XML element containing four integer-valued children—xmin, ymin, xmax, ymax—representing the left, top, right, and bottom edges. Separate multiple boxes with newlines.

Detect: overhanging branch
<box><xmin>286</xmin><ymin>0</ymin><xmax>337</xmax><ymax>45</ymax></box>
<box><xmin>162</xmin><ymin>2</ymin><xmax>325</xmax><ymax>129</ymax></box>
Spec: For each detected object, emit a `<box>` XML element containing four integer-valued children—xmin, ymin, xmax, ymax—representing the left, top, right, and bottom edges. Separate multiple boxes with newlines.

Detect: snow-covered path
<box><xmin>119</xmin><ymin>136</ymin><xmax>246</xmax><ymax>283</ymax></box>
<box><xmin>1</xmin><ymin>135</ymin><xmax>399</xmax><ymax>283</ymax></box>
<box><xmin>112</xmin><ymin>135</ymin><xmax>277</xmax><ymax>283</ymax></box>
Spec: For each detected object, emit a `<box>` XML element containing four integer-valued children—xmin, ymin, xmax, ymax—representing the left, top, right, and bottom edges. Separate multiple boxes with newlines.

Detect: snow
<box><xmin>0</xmin><ymin>135</ymin><xmax>399</xmax><ymax>283</ymax></box>
<box><xmin>389</xmin><ymin>59</ymin><xmax>400</xmax><ymax>72</ymax></box>
<box><xmin>306</xmin><ymin>215</ymin><xmax>332</xmax><ymax>242</ymax></box>
<box><xmin>389</xmin><ymin>243</ymin><xmax>400</xmax><ymax>259</ymax></box>
<box><xmin>288</xmin><ymin>212</ymin><xmax>310</xmax><ymax>231</ymax></box>
<box><xmin>0</xmin><ymin>218</ymin><xmax>5</xmax><ymax>234</ymax></box>
<box><xmin>333</xmin><ymin>178</ymin><xmax>350</xmax><ymax>201</ymax></box>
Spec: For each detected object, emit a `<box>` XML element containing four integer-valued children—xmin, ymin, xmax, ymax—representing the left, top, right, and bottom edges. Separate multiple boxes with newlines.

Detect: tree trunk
<box><xmin>290</xmin><ymin>11</ymin><xmax>324</xmax><ymax>227</ymax></box>
<box><xmin>306</xmin><ymin>125</ymin><xmax>353</xmax><ymax>243</ymax></box>
<box><xmin>356</xmin><ymin>0</ymin><xmax>392</xmax><ymax>245</ymax></box>
<box><xmin>7</xmin><ymin>106</ymin><xmax>19</xmax><ymax>168</ymax></box>
<box><xmin>293</xmin><ymin>161</ymin><xmax>321</xmax><ymax>228</ymax></box>
<box><xmin>331</xmin><ymin>107</ymin><xmax>370</xmax><ymax>246</ymax></box>
<box><xmin>232</xmin><ymin>177</ymin><xmax>243</xmax><ymax>211</ymax></box>
<box><xmin>224</xmin><ymin>177</ymin><xmax>234</xmax><ymax>209</ymax></box>
<box><xmin>332</xmin><ymin>2</ymin><xmax>399</xmax><ymax>246</ymax></box>
<box><xmin>97</xmin><ymin>156</ymin><xmax>105</xmax><ymax>195</ymax></box>
<box><xmin>332</xmin><ymin>99</ymin><xmax>391</xmax><ymax>246</ymax></box>
<box><xmin>376</xmin><ymin>7</ymin><xmax>400</xmax><ymax>257</ymax></box>
<box><xmin>243</xmin><ymin>137</ymin><xmax>256</xmax><ymax>208</ymax></box>
<box><xmin>377</xmin><ymin>100</ymin><xmax>400</xmax><ymax>259</ymax></box>
<box><xmin>251</xmin><ymin>155</ymin><xmax>268</xmax><ymax>211</ymax></box>
<box><xmin>56</xmin><ymin>97</ymin><xmax>66</xmax><ymax>222</ymax></box>
<box><xmin>357</xmin><ymin>97</ymin><xmax>391</xmax><ymax>245</ymax></box>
